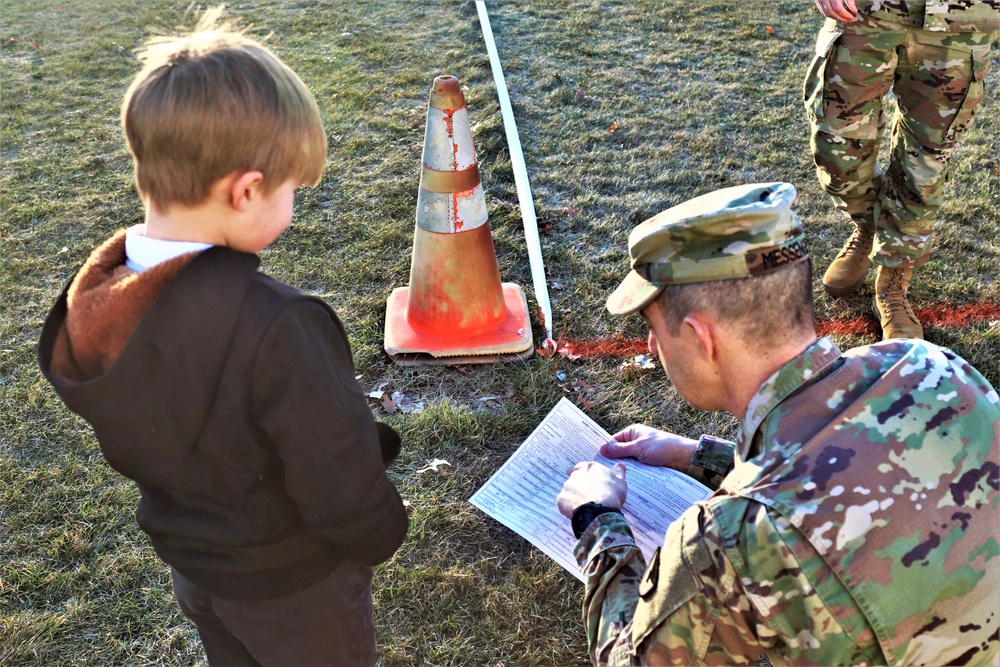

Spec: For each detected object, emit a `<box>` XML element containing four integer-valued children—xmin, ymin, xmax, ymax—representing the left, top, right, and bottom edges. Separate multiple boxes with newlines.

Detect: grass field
<box><xmin>2</xmin><ymin>1</ymin><xmax>998</xmax><ymax>665</ymax></box>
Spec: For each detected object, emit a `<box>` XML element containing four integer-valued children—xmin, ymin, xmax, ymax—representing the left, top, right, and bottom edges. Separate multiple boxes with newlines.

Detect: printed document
<box><xmin>470</xmin><ymin>397</ymin><xmax>711</xmax><ymax>582</ymax></box>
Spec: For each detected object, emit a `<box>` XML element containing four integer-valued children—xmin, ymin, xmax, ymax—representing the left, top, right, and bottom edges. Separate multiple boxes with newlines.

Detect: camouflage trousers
<box><xmin>804</xmin><ymin>14</ymin><xmax>995</xmax><ymax>267</ymax></box>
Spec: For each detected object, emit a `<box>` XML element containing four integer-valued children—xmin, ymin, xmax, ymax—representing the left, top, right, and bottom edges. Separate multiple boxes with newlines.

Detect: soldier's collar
<box><xmin>738</xmin><ymin>337</ymin><xmax>843</xmax><ymax>460</ymax></box>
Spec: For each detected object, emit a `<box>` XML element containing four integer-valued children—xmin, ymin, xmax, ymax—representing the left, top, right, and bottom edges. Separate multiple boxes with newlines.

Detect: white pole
<box><xmin>475</xmin><ymin>0</ymin><xmax>553</xmax><ymax>342</ymax></box>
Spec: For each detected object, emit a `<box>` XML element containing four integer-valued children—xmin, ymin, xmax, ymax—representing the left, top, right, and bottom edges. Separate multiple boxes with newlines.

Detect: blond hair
<box><xmin>121</xmin><ymin>8</ymin><xmax>326</xmax><ymax>209</ymax></box>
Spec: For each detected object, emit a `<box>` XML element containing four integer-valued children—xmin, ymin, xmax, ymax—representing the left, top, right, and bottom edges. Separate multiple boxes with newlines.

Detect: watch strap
<box><xmin>571</xmin><ymin>502</ymin><xmax>623</xmax><ymax>539</ymax></box>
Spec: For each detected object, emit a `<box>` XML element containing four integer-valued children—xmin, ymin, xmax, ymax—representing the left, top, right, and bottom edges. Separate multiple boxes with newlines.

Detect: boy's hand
<box><xmin>557</xmin><ymin>462</ymin><xmax>627</xmax><ymax>519</ymax></box>
<box><xmin>813</xmin><ymin>0</ymin><xmax>858</xmax><ymax>21</ymax></box>
<box><xmin>601</xmin><ymin>424</ymin><xmax>697</xmax><ymax>471</ymax></box>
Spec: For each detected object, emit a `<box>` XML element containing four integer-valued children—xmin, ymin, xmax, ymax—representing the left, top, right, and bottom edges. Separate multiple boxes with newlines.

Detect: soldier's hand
<box><xmin>601</xmin><ymin>424</ymin><xmax>697</xmax><ymax>471</ymax></box>
<box><xmin>813</xmin><ymin>0</ymin><xmax>858</xmax><ymax>21</ymax></box>
<box><xmin>557</xmin><ymin>462</ymin><xmax>627</xmax><ymax>519</ymax></box>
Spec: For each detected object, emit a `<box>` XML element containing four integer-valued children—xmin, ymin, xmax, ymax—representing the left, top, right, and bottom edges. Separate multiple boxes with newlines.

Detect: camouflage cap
<box><xmin>606</xmin><ymin>182</ymin><xmax>807</xmax><ymax>316</ymax></box>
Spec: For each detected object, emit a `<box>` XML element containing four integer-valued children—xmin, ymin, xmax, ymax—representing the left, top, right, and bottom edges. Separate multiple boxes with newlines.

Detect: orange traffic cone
<box><xmin>384</xmin><ymin>75</ymin><xmax>533</xmax><ymax>365</ymax></box>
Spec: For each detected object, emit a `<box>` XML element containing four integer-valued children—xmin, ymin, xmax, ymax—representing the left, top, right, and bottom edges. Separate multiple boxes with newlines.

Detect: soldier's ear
<box><xmin>681</xmin><ymin>313</ymin><xmax>718</xmax><ymax>362</ymax></box>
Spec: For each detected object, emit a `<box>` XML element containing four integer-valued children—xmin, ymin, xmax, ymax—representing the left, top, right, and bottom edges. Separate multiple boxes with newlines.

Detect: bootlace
<box><xmin>878</xmin><ymin>269</ymin><xmax>917</xmax><ymax>321</ymax></box>
<box><xmin>837</xmin><ymin>227</ymin><xmax>872</xmax><ymax>259</ymax></box>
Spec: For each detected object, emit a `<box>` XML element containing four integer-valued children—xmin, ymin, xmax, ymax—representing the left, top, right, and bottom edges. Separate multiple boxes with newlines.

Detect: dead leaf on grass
<box><xmin>416</xmin><ymin>458</ymin><xmax>451</xmax><ymax>474</ymax></box>
<box><xmin>619</xmin><ymin>354</ymin><xmax>657</xmax><ymax>372</ymax></box>
<box><xmin>536</xmin><ymin>337</ymin><xmax>559</xmax><ymax>357</ymax></box>
<box><xmin>477</xmin><ymin>390</ymin><xmax>514</xmax><ymax>402</ymax></box>
<box><xmin>557</xmin><ymin>343</ymin><xmax>582</xmax><ymax>361</ymax></box>
<box><xmin>366</xmin><ymin>380</ymin><xmax>391</xmax><ymax>400</ymax></box>
<box><xmin>570</xmin><ymin>378</ymin><xmax>597</xmax><ymax>408</ymax></box>
<box><xmin>606</xmin><ymin>122</ymin><xmax>619</xmax><ymax>132</ymax></box>
<box><xmin>765</xmin><ymin>26</ymin><xmax>775</xmax><ymax>35</ymax></box>
<box><xmin>392</xmin><ymin>391</ymin><xmax>423</xmax><ymax>414</ymax></box>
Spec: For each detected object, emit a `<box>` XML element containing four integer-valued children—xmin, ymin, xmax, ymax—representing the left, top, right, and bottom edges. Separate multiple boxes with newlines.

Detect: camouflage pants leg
<box><xmin>804</xmin><ymin>15</ymin><xmax>994</xmax><ymax>267</ymax></box>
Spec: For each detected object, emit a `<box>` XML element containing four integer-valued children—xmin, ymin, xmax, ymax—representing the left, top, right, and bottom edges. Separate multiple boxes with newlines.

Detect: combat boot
<box><xmin>873</xmin><ymin>265</ymin><xmax>923</xmax><ymax>340</ymax></box>
<box><xmin>822</xmin><ymin>224</ymin><xmax>875</xmax><ymax>296</ymax></box>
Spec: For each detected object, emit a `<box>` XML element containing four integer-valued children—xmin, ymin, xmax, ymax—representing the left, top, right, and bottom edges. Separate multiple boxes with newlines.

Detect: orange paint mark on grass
<box><xmin>556</xmin><ymin>301</ymin><xmax>999</xmax><ymax>359</ymax></box>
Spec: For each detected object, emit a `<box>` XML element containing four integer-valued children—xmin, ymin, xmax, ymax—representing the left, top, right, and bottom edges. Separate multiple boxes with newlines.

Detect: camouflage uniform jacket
<box><xmin>855</xmin><ymin>0</ymin><xmax>999</xmax><ymax>33</ymax></box>
<box><xmin>575</xmin><ymin>337</ymin><xmax>1000</xmax><ymax>666</ymax></box>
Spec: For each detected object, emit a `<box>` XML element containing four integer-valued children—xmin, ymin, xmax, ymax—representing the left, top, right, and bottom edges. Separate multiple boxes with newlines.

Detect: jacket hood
<box><xmin>39</xmin><ymin>239</ymin><xmax>260</xmax><ymax>481</ymax></box>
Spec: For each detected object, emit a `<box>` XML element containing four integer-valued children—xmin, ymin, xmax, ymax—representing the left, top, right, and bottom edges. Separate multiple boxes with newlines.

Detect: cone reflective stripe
<box><xmin>384</xmin><ymin>75</ymin><xmax>532</xmax><ymax>363</ymax></box>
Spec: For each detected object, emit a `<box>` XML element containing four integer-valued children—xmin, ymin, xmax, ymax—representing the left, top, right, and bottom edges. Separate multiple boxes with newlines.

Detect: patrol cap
<box><xmin>606</xmin><ymin>182</ymin><xmax>807</xmax><ymax>316</ymax></box>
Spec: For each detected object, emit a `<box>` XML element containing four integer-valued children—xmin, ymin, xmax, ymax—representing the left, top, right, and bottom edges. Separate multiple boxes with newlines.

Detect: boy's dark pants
<box><xmin>171</xmin><ymin>562</ymin><xmax>376</xmax><ymax>667</ymax></box>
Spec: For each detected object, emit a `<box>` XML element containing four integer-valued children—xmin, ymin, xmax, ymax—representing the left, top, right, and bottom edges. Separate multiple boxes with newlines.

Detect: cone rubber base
<box><xmin>384</xmin><ymin>283</ymin><xmax>533</xmax><ymax>364</ymax></box>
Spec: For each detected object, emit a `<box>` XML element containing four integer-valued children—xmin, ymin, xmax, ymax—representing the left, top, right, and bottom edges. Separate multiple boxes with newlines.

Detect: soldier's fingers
<box><xmin>814</xmin><ymin>0</ymin><xmax>854</xmax><ymax>21</ymax></box>
<box><xmin>611</xmin><ymin>424</ymin><xmax>647</xmax><ymax>443</ymax></box>
<box><xmin>600</xmin><ymin>439</ymin><xmax>640</xmax><ymax>459</ymax></box>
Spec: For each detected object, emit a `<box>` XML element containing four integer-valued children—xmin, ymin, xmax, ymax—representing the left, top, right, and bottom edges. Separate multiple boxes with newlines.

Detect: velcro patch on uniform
<box><xmin>630</xmin><ymin>514</ymin><xmax>708</xmax><ymax>649</ymax></box>
<box><xmin>638</xmin><ymin>547</ymin><xmax>661</xmax><ymax>598</ymax></box>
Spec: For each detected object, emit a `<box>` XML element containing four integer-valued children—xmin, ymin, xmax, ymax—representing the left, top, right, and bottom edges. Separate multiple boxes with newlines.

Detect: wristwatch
<box><xmin>571</xmin><ymin>502</ymin><xmax>623</xmax><ymax>539</ymax></box>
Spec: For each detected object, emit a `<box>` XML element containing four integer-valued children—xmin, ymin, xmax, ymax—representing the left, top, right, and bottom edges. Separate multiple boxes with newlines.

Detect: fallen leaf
<box><xmin>619</xmin><ymin>354</ymin><xmax>657</xmax><ymax>372</ymax></box>
<box><xmin>765</xmin><ymin>26</ymin><xmax>775</xmax><ymax>35</ymax></box>
<box><xmin>558</xmin><ymin>344</ymin><xmax>582</xmax><ymax>361</ymax></box>
<box><xmin>416</xmin><ymin>458</ymin><xmax>451</xmax><ymax>474</ymax></box>
<box><xmin>380</xmin><ymin>395</ymin><xmax>396</xmax><ymax>413</ymax></box>
<box><xmin>477</xmin><ymin>390</ymin><xmax>514</xmax><ymax>402</ymax></box>
<box><xmin>536</xmin><ymin>337</ymin><xmax>559</xmax><ymax>357</ymax></box>
<box><xmin>566</xmin><ymin>205</ymin><xmax>578</xmax><ymax>217</ymax></box>
<box><xmin>391</xmin><ymin>390</ymin><xmax>413</xmax><ymax>413</ymax></box>
<box><xmin>606</xmin><ymin>122</ymin><xmax>619</xmax><ymax>132</ymax></box>
<box><xmin>391</xmin><ymin>391</ymin><xmax>424</xmax><ymax>414</ymax></box>
<box><xmin>366</xmin><ymin>380</ymin><xmax>391</xmax><ymax>400</ymax></box>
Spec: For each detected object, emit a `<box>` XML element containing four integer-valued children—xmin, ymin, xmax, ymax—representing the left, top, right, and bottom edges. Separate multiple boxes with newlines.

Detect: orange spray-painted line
<box><xmin>545</xmin><ymin>300</ymin><xmax>999</xmax><ymax>360</ymax></box>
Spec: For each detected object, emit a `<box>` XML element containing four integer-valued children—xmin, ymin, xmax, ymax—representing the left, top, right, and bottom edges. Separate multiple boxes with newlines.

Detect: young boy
<box><xmin>37</xmin><ymin>11</ymin><xmax>407</xmax><ymax>666</ymax></box>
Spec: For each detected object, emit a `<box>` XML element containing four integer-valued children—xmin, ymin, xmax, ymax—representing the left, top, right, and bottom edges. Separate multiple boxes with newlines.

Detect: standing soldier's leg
<box><xmin>803</xmin><ymin>16</ymin><xmax>905</xmax><ymax>296</ymax></box>
<box><xmin>873</xmin><ymin>29</ymin><xmax>993</xmax><ymax>339</ymax></box>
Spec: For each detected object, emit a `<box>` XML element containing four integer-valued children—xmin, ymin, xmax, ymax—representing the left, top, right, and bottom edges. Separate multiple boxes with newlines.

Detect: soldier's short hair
<box><xmin>655</xmin><ymin>258</ymin><xmax>815</xmax><ymax>348</ymax></box>
<box><xmin>121</xmin><ymin>7</ymin><xmax>326</xmax><ymax>210</ymax></box>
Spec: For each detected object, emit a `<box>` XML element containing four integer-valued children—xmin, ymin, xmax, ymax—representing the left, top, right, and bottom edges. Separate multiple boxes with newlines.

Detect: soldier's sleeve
<box><xmin>621</xmin><ymin>503</ymin><xmax>769</xmax><ymax>665</ymax></box>
<box><xmin>623</xmin><ymin>501</ymin><xmax>878</xmax><ymax>665</ymax></box>
<box><xmin>573</xmin><ymin>512</ymin><xmax>646</xmax><ymax>666</ymax></box>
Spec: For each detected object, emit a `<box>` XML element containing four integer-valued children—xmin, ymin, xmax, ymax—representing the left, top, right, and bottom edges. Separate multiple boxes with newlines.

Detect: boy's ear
<box><xmin>228</xmin><ymin>171</ymin><xmax>265</xmax><ymax>211</ymax></box>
